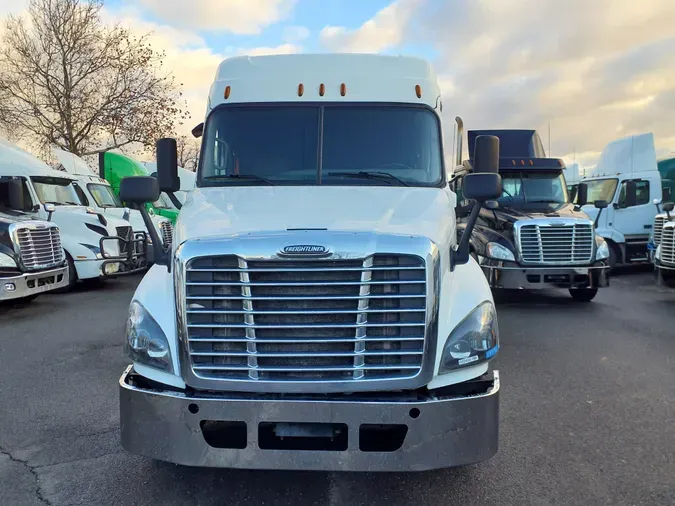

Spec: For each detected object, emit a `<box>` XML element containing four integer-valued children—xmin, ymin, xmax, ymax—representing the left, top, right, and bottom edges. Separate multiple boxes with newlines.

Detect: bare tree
<box><xmin>176</xmin><ymin>135</ymin><xmax>200</xmax><ymax>171</ymax></box>
<box><xmin>0</xmin><ymin>0</ymin><xmax>188</xmax><ymax>156</ymax></box>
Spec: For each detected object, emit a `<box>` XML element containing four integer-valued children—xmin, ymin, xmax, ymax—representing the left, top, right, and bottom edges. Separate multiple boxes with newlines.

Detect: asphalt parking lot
<box><xmin>1</xmin><ymin>269</ymin><xmax>673</xmax><ymax>506</ymax></box>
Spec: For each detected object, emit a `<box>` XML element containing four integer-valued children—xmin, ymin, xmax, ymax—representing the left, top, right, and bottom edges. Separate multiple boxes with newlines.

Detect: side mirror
<box><xmin>462</xmin><ymin>173</ymin><xmax>503</xmax><ymax>202</ymax></box>
<box><xmin>653</xmin><ymin>198</ymin><xmax>662</xmax><ymax>205</ymax></box>
<box><xmin>120</xmin><ymin>176</ymin><xmax>168</xmax><ymax>268</ymax></box>
<box><xmin>624</xmin><ymin>180</ymin><xmax>637</xmax><ymax>207</ymax></box>
<box><xmin>8</xmin><ymin>179</ymin><xmax>25</xmax><ymax>210</ymax></box>
<box><xmin>452</xmin><ymin>136</ymin><xmax>502</xmax><ymax>270</ymax></box>
<box><xmin>594</xmin><ymin>200</ymin><xmax>608</xmax><ymax>209</ymax></box>
<box><xmin>192</xmin><ymin>122</ymin><xmax>204</xmax><ymax>139</ymax></box>
<box><xmin>577</xmin><ymin>182</ymin><xmax>588</xmax><ymax>206</ymax></box>
<box><xmin>44</xmin><ymin>203</ymin><xmax>55</xmax><ymax>221</ymax></box>
<box><xmin>663</xmin><ymin>202</ymin><xmax>674</xmax><ymax>212</ymax></box>
<box><xmin>569</xmin><ymin>186</ymin><xmax>578</xmax><ymax>204</ymax></box>
<box><xmin>156</xmin><ymin>138</ymin><xmax>180</xmax><ymax>193</ymax></box>
<box><xmin>120</xmin><ymin>176</ymin><xmax>160</xmax><ymax>204</ymax></box>
<box><xmin>473</xmin><ymin>135</ymin><xmax>499</xmax><ymax>173</ymax></box>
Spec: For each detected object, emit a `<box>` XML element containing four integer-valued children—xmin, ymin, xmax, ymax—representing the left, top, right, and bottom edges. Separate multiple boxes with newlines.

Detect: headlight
<box><xmin>486</xmin><ymin>242</ymin><xmax>515</xmax><ymax>262</ymax></box>
<box><xmin>439</xmin><ymin>301</ymin><xmax>499</xmax><ymax>374</ymax></box>
<box><xmin>126</xmin><ymin>300</ymin><xmax>173</xmax><ymax>373</ymax></box>
<box><xmin>656</xmin><ymin>245</ymin><xmax>662</xmax><ymax>260</ymax></box>
<box><xmin>595</xmin><ymin>236</ymin><xmax>609</xmax><ymax>260</ymax></box>
<box><xmin>0</xmin><ymin>251</ymin><xmax>18</xmax><ymax>268</ymax></box>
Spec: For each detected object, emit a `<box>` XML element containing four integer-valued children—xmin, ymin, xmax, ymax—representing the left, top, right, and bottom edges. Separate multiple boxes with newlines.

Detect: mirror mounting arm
<box><xmin>451</xmin><ymin>200</ymin><xmax>481</xmax><ymax>271</ymax></box>
<box><xmin>166</xmin><ymin>192</ymin><xmax>183</xmax><ymax>210</ymax></box>
<box><xmin>137</xmin><ymin>204</ymin><xmax>170</xmax><ymax>269</ymax></box>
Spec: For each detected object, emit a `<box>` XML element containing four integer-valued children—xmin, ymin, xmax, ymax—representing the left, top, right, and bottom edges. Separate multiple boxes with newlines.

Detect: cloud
<box><xmin>320</xmin><ymin>0</ymin><xmax>422</xmax><ymax>53</ymax></box>
<box><xmin>283</xmin><ymin>25</ymin><xmax>310</xmax><ymax>43</ymax></box>
<box><xmin>412</xmin><ymin>0</ymin><xmax>675</xmax><ymax>164</ymax></box>
<box><xmin>134</xmin><ymin>0</ymin><xmax>296</xmax><ymax>34</ymax></box>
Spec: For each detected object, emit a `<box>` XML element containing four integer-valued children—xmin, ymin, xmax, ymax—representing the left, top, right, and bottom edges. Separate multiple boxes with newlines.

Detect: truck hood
<box><xmin>175</xmin><ymin>186</ymin><xmax>455</xmax><ymax>246</ymax></box>
<box><xmin>489</xmin><ymin>203</ymin><xmax>590</xmax><ymax>224</ymax></box>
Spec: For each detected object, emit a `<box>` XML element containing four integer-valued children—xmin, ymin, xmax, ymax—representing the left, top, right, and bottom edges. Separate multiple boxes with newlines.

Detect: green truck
<box><xmin>98</xmin><ymin>152</ymin><xmax>180</xmax><ymax>223</ymax></box>
<box><xmin>657</xmin><ymin>157</ymin><xmax>675</xmax><ymax>202</ymax></box>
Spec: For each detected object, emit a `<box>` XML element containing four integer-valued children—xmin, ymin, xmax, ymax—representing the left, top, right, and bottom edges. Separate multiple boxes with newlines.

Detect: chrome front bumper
<box><xmin>119</xmin><ymin>365</ymin><xmax>500</xmax><ymax>471</ymax></box>
<box><xmin>0</xmin><ymin>265</ymin><xmax>69</xmax><ymax>301</ymax></box>
<box><xmin>481</xmin><ymin>261</ymin><xmax>610</xmax><ymax>290</ymax></box>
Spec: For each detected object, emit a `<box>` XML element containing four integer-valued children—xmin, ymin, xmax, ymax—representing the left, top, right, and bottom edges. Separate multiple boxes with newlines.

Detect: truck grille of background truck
<box><xmin>518</xmin><ymin>222</ymin><xmax>594</xmax><ymax>265</ymax></box>
<box><xmin>116</xmin><ymin>226</ymin><xmax>133</xmax><ymax>254</ymax></box>
<box><xmin>160</xmin><ymin>221</ymin><xmax>173</xmax><ymax>246</ymax></box>
<box><xmin>15</xmin><ymin>224</ymin><xmax>65</xmax><ymax>270</ymax></box>
<box><xmin>184</xmin><ymin>254</ymin><xmax>427</xmax><ymax>383</ymax></box>
<box><xmin>653</xmin><ymin>216</ymin><xmax>666</xmax><ymax>246</ymax></box>
<box><xmin>661</xmin><ymin>227</ymin><xmax>675</xmax><ymax>265</ymax></box>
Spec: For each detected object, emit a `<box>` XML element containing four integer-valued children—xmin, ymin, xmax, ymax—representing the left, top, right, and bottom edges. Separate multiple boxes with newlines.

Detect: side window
<box><xmin>617</xmin><ymin>180</ymin><xmax>650</xmax><ymax>207</ymax></box>
<box><xmin>0</xmin><ymin>177</ymin><xmax>34</xmax><ymax>211</ymax></box>
<box><xmin>72</xmin><ymin>183</ymin><xmax>89</xmax><ymax>206</ymax></box>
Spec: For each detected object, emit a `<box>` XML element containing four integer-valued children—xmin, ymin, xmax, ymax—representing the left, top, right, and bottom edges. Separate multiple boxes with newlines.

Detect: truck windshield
<box><xmin>199</xmin><ymin>104</ymin><xmax>443</xmax><ymax>187</ymax></box>
<box><xmin>498</xmin><ymin>171</ymin><xmax>569</xmax><ymax>210</ymax></box>
<box><xmin>87</xmin><ymin>183</ymin><xmax>122</xmax><ymax>208</ymax></box>
<box><xmin>584</xmin><ymin>178</ymin><xmax>618</xmax><ymax>203</ymax></box>
<box><xmin>31</xmin><ymin>176</ymin><xmax>81</xmax><ymax>206</ymax></box>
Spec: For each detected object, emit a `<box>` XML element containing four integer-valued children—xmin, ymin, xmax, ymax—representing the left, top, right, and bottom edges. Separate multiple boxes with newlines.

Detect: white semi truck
<box><xmin>118</xmin><ymin>54</ymin><xmax>504</xmax><ymax>471</ymax></box>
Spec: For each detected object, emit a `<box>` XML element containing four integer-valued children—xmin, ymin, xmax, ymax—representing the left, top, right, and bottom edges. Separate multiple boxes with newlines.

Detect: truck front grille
<box><xmin>661</xmin><ymin>227</ymin><xmax>675</xmax><ymax>266</ymax></box>
<box><xmin>116</xmin><ymin>226</ymin><xmax>132</xmax><ymax>254</ymax></box>
<box><xmin>184</xmin><ymin>254</ymin><xmax>427</xmax><ymax>384</ymax></box>
<box><xmin>14</xmin><ymin>224</ymin><xmax>64</xmax><ymax>270</ymax></box>
<box><xmin>653</xmin><ymin>216</ymin><xmax>667</xmax><ymax>246</ymax></box>
<box><xmin>159</xmin><ymin>221</ymin><xmax>173</xmax><ymax>246</ymax></box>
<box><xmin>518</xmin><ymin>221</ymin><xmax>594</xmax><ymax>264</ymax></box>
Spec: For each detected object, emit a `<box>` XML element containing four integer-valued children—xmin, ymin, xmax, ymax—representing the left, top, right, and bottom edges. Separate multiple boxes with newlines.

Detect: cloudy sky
<box><xmin>2</xmin><ymin>0</ymin><xmax>675</xmax><ymax>168</ymax></box>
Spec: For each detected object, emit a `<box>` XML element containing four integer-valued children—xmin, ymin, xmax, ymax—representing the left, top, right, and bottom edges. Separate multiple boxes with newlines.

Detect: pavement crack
<box><xmin>0</xmin><ymin>446</ymin><xmax>53</xmax><ymax>506</ymax></box>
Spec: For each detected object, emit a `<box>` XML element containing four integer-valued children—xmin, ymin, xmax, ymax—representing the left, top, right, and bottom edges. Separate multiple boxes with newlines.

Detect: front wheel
<box><xmin>569</xmin><ymin>288</ymin><xmax>598</xmax><ymax>302</ymax></box>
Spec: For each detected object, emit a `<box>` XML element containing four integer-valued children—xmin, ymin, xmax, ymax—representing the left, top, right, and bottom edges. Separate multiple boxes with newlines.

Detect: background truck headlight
<box><xmin>0</xmin><ymin>252</ymin><xmax>18</xmax><ymax>268</ymax></box>
<box><xmin>126</xmin><ymin>300</ymin><xmax>173</xmax><ymax>373</ymax></box>
<box><xmin>440</xmin><ymin>301</ymin><xmax>499</xmax><ymax>374</ymax></box>
<box><xmin>656</xmin><ymin>245</ymin><xmax>662</xmax><ymax>260</ymax></box>
<box><xmin>595</xmin><ymin>236</ymin><xmax>609</xmax><ymax>260</ymax></box>
<box><xmin>486</xmin><ymin>242</ymin><xmax>515</xmax><ymax>262</ymax></box>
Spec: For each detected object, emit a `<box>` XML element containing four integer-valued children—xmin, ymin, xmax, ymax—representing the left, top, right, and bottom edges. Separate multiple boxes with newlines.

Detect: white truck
<box><xmin>655</xmin><ymin>208</ymin><xmax>675</xmax><ymax>287</ymax></box>
<box><xmin>577</xmin><ymin>133</ymin><xmax>662</xmax><ymax>268</ymax></box>
<box><xmin>0</xmin><ymin>140</ymin><xmax>140</xmax><ymax>288</ymax></box>
<box><xmin>118</xmin><ymin>54</ymin><xmax>504</xmax><ymax>471</ymax></box>
<box><xmin>51</xmin><ymin>148</ymin><xmax>173</xmax><ymax>264</ymax></box>
<box><xmin>1</xmin><ymin>180</ymin><xmax>69</xmax><ymax>301</ymax></box>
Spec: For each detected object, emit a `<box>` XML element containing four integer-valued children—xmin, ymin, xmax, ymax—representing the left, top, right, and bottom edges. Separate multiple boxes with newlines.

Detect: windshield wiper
<box><xmin>203</xmin><ymin>174</ymin><xmax>275</xmax><ymax>186</ymax></box>
<box><xmin>327</xmin><ymin>171</ymin><xmax>410</xmax><ymax>186</ymax></box>
<box><xmin>44</xmin><ymin>201</ymin><xmax>65</xmax><ymax>206</ymax></box>
<box><xmin>527</xmin><ymin>199</ymin><xmax>561</xmax><ymax>204</ymax></box>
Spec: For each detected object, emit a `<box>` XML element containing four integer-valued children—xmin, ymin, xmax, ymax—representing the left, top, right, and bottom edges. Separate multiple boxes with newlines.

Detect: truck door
<box><xmin>611</xmin><ymin>179</ymin><xmax>652</xmax><ymax>241</ymax></box>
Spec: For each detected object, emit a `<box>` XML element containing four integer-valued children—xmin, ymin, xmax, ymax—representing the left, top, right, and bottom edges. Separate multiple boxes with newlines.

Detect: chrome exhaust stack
<box><xmin>455</xmin><ymin>116</ymin><xmax>464</xmax><ymax>166</ymax></box>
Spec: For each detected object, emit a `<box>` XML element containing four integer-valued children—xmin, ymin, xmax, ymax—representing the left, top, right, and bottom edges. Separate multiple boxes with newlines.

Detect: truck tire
<box><xmin>55</xmin><ymin>254</ymin><xmax>77</xmax><ymax>293</ymax></box>
<box><xmin>607</xmin><ymin>242</ymin><xmax>620</xmax><ymax>273</ymax></box>
<box><xmin>569</xmin><ymin>288</ymin><xmax>598</xmax><ymax>302</ymax></box>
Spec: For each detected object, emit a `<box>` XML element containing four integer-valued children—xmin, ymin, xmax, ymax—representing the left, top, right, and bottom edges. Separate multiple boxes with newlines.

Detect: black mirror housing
<box><xmin>462</xmin><ymin>173</ymin><xmax>502</xmax><ymax>202</ymax></box>
<box><xmin>577</xmin><ymin>182</ymin><xmax>588</xmax><ymax>206</ymax></box>
<box><xmin>120</xmin><ymin>176</ymin><xmax>160</xmax><ymax>204</ymax></box>
<box><xmin>663</xmin><ymin>201</ymin><xmax>675</xmax><ymax>212</ymax></box>
<box><xmin>156</xmin><ymin>138</ymin><xmax>180</xmax><ymax>193</ymax></box>
<box><xmin>473</xmin><ymin>135</ymin><xmax>500</xmax><ymax>173</ymax></box>
<box><xmin>7</xmin><ymin>178</ymin><xmax>25</xmax><ymax>210</ymax></box>
<box><xmin>594</xmin><ymin>199</ymin><xmax>609</xmax><ymax>209</ymax></box>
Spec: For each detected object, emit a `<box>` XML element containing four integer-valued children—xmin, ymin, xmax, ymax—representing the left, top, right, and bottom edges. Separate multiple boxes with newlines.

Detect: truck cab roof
<box><xmin>0</xmin><ymin>140</ymin><xmax>78</xmax><ymax>180</ymax></box>
<box><xmin>207</xmin><ymin>53</ymin><xmax>441</xmax><ymax>116</ymax></box>
<box><xmin>583</xmin><ymin>132</ymin><xmax>658</xmax><ymax>181</ymax></box>
<box><xmin>468</xmin><ymin>129</ymin><xmax>547</xmax><ymax>159</ymax></box>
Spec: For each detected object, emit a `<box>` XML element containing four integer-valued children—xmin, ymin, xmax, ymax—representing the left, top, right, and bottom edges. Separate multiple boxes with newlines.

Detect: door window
<box><xmin>617</xmin><ymin>180</ymin><xmax>649</xmax><ymax>207</ymax></box>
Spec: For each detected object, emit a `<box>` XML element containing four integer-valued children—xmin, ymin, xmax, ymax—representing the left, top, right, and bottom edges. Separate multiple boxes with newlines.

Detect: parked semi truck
<box><xmin>0</xmin><ymin>140</ymin><xmax>140</xmax><ymax>288</ymax></box>
<box><xmin>52</xmin><ymin>148</ymin><xmax>174</xmax><ymax>255</ymax></box>
<box><xmin>451</xmin><ymin>128</ymin><xmax>610</xmax><ymax>302</ymax></box>
<box><xmin>1</xmin><ymin>179</ymin><xmax>69</xmax><ymax>301</ymax></box>
<box><xmin>655</xmin><ymin>204</ymin><xmax>675</xmax><ymax>287</ymax></box>
<box><xmin>118</xmin><ymin>53</ymin><xmax>504</xmax><ymax>471</ymax></box>
<box><xmin>578</xmin><ymin>133</ymin><xmax>662</xmax><ymax>268</ymax></box>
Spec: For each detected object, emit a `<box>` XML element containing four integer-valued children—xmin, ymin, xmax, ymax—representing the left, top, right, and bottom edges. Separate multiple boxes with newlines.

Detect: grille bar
<box><xmin>653</xmin><ymin>216</ymin><xmax>667</xmax><ymax>246</ymax></box>
<box><xmin>185</xmin><ymin>254</ymin><xmax>427</xmax><ymax>384</ymax></box>
<box><xmin>13</xmin><ymin>224</ymin><xmax>65</xmax><ymax>271</ymax></box>
<box><xmin>518</xmin><ymin>221</ymin><xmax>594</xmax><ymax>265</ymax></box>
<box><xmin>661</xmin><ymin>227</ymin><xmax>675</xmax><ymax>265</ymax></box>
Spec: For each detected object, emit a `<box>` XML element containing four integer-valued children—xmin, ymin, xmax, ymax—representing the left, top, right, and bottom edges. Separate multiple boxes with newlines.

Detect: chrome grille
<box><xmin>184</xmin><ymin>254</ymin><xmax>427</xmax><ymax>384</ymax></box>
<box><xmin>653</xmin><ymin>216</ymin><xmax>667</xmax><ymax>246</ymax></box>
<box><xmin>116</xmin><ymin>226</ymin><xmax>132</xmax><ymax>254</ymax></box>
<box><xmin>661</xmin><ymin>227</ymin><xmax>675</xmax><ymax>266</ymax></box>
<box><xmin>518</xmin><ymin>221</ymin><xmax>594</xmax><ymax>264</ymax></box>
<box><xmin>14</xmin><ymin>223</ymin><xmax>64</xmax><ymax>270</ymax></box>
<box><xmin>159</xmin><ymin>221</ymin><xmax>173</xmax><ymax>246</ymax></box>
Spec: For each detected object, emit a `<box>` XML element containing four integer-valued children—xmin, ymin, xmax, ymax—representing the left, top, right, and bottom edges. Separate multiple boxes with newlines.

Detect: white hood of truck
<box><xmin>175</xmin><ymin>186</ymin><xmax>456</xmax><ymax>246</ymax></box>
